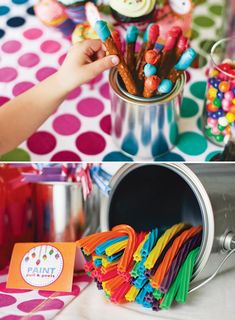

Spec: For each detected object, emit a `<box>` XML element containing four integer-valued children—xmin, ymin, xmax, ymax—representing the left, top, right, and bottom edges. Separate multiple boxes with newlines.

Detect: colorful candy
<box><xmin>77</xmin><ymin>223</ymin><xmax>202</xmax><ymax>312</ymax></box>
<box><xmin>205</xmin><ymin>60</ymin><xmax>235</xmax><ymax>143</ymax></box>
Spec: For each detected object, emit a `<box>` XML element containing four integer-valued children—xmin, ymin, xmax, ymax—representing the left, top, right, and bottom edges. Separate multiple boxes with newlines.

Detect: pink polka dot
<box><xmin>23</xmin><ymin>28</ymin><xmax>43</xmax><ymax>40</ymax></box>
<box><xmin>39</xmin><ymin>285</ymin><xmax>80</xmax><ymax>297</ymax></box>
<box><xmin>0</xmin><ymin>293</ymin><xmax>16</xmax><ymax>307</ymax></box>
<box><xmin>2</xmin><ymin>316</ymin><xmax>45</xmax><ymax>320</ymax></box>
<box><xmin>1</xmin><ymin>40</ymin><xmax>22</xmax><ymax>53</ymax></box>
<box><xmin>99</xmin><ymin>82</ymin><xmax>110</xmax><ymax>99</ymax></box>
<box><xmin>53</xmin><ymin>114</ymin><xmax>81</xmax><ymax>135</ymax></box>
<box><xmin>100</xmin><ymin>115</ymin><xmax>111</xmax><ymax>135</ymax></box>
<box><xmin>27</xmin><ymin>131</ymin><xmax>56</xmax><ymax>155</ymax></box>
<box><xmin>185</xmin><ymin>70</ymin><xmax>191</xmax><ymax>83</ymax></box>
<box><xmin>17</xmin><ymin>299</ymin><xmax>64</xmax><ymax>312</ymax></box>
<box><xmin>88</xmin><ymin>74</ymin><xmax>103</xmax><ymax>88</ymax></box>
<box><xmin>18</xmin><ymin>53</ymin><xmax>40</xmax><ymax>68</ymax></box>
<box><xmin>12</xmin><ymin>81</ymin><xmax>34</xmax><ymax>96</ymax></box>
<box><xmin>51</xmin><ymin>151</ymin><xmax>81</xmax><ymax>161</ymax></box>
<box><xmin>0</xmin><ymin>282</ymin><xmax>31</xmax><ymax>294</ymax></box>
<box><xmin>0</xmin><ymin>96</ymin><xmax>9</xmax><ymax>107</ymax></box>
<box><xmin>73</xmin><ymin>274</ymin><xmax>91</xmax><ymax>283</ymax></box>
<box><xmin>58</xmin><ymin>53</ymin><xmax>67</xmax><ymax>65</ymax></box>
<box><xmin>66</xmin><ymin>87</ymin><xmax>82</xmax><ymax>100</ymax></box>
<box><xmin>77</xmin><ymin>98</ymin><xmax>104</xmax><ymax>117</ymax></box>
<box><xmin>76</xmin><ymin>132</ymin><xmax>106</xmax><ymax>155</ymax></box>
<box><xmin>0</xmin><ymin>67</ymin><xmax>17</xmax><ymax>82</ymax></box>
<box><xmin>40</xmin><ymin>40</ymin><xmax>61</xmax><ymax>53</ymax></box>
<box><xmin>36</xmin><ymin>67</ymin><xmax>57</xmax><ymax>81</ymax></box>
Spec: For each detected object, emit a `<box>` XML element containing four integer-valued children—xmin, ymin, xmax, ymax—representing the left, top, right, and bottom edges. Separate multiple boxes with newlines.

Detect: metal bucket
<box><xmin>91</xmin><ymin>163</ymin><xmax>235</xmax><ymax>291</ymax></box>
<box><xmin>109</xmin><ymin>69</ymin><xmax>185</xmax><ymax>160</ymax></box>
<box><xmin>32</xmin><ymin>182</ymin><xmax>100</xmax><ymax>242</ymax></box>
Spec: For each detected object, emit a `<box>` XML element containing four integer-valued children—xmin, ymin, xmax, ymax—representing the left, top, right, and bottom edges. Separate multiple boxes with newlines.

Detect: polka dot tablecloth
<box><xmin>0</xmin><ymin>0</ymin><xmax>226</xmax><ymax>161</ymax></box>
<box><xmin>0</xmin><ymin>266</ymin><xmax>91</xmax><ymax>320</ymax></box>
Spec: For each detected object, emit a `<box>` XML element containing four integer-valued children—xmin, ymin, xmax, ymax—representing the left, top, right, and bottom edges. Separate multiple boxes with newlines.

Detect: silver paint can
<box><xmin>109</xmin><ymin>69</ymin><xmax>185</xmax><ymax>159</ymax></box>
<box><xmin>91</xmin><ymin>163</ymin><xmax>235</xmax><ymax>291</ymax></box>
<box><xmin>32</xmin><ymin>182</ymin><xmax>100</xmax><ymax>242</ymax></box>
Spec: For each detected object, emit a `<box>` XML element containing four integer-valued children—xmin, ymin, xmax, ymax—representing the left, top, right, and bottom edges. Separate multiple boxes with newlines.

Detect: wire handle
<box><xmin>189</xmin><ymin>247</ymin><xmax>235</xmax><ymax>293</ymax></box>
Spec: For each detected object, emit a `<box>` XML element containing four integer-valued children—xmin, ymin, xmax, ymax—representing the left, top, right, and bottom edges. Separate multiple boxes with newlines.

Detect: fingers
<box><xmin>81</xmin><ymin>39</ymin><xmax>103</xmax><ymax>55</ymax></box>
<box><xmin>82</xmin><ymin>55</ymin><xmax>120</xmax><ymax>82</ymax></box>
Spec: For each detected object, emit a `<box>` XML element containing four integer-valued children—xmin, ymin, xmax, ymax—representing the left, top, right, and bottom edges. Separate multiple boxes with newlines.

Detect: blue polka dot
<box><xmin>0</xmin><ymin>6</ymin><xmax>10</xmax><ymax>16</ymax></box>
<box><xmin>7</xmin><ymin>17</ymin><xmax>25</xmax><ymax>27</ymax></box>
<box><xmin>121</xmin><ymin>133</ymin><xmax>139</xmax><ymax>156</ymax></box>
<box><xmin>27</xmin><ymin>6</ymin><xmax>35</xmax><ymax>15</ymax></box>
<box><xmin>152</xmin><ymin>133</ymin><xmax>169</xmax><ymax>157</ymax></box>
<box><xmin>103</xmin><ymin>152</ymin><xmax>133</xmax><ymax>161</ymax></box>
<box><xmin>155</xmin><ymin>152</ymin><xmax>185</xmax><ymax>161</ymax></box>
<box><xmin>12</xmin><ymin>0</ymin><xmax>28</xmax><ymax>4</ymax></box>
<box><xmin>0</xmin><ymin>29</ymin><xmax>5</xmax><ymax>38</ymax></box>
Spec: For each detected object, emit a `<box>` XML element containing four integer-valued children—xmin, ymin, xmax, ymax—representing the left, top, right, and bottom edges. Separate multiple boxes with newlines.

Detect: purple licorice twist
<box><xmin>160</xmin><ymin>230</ymin><xmax>202</xmax><ymax>293</ymax></box>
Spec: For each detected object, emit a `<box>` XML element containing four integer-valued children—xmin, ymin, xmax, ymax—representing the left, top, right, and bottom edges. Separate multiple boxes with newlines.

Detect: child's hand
<box><xmin>56</xmin><ymin>39</ymin><xmax>119</xmax><ymax>93</ymax></box>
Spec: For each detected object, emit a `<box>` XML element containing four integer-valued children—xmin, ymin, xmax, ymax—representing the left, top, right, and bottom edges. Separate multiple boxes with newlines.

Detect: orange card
<box><xmin>7</xmin><ymin>242</ymin><xmax>76</xmax><ymax>292</ymax></box>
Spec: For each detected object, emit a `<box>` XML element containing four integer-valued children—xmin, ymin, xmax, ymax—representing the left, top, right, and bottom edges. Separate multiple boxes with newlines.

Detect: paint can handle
<box><xmin>189</xmin><ymin>247</ymin><xmax>235</xmax><ymax>293</ymax></box>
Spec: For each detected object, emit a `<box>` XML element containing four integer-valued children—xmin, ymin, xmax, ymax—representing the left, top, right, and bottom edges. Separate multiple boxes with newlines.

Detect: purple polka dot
<box><xmin>58</xmin><ymin>53</ymin><xmax>66</xmax><ymax>65</ymax></box>
<box><xmin>100</xmin><ymin>115</ymin><xmax>111</xmax><ymax>135</ymax></box>
<box><xmin>39</xmin><ymin>285</ymin><xmax>80</xmax><ymax>297</ymax></box>
<box><xmin>53</xmin><ymin>114</ymin><xmax>81</xmax><ymax>135</ymax></box>
<box><xmin>51</xmin><ymin>151</ymin><xmax>81</xmax><ymax>161</ymax></box>
<box><xmin>0</xmin><ymin>96</ymin><xmax>9</xmax><ymax>107</ymax></box>
<box><xmin>12</xmin><ymin>81</ymin><xmax>34</xmax><ymax>96</ymax></box>
<box><xmin>1</xmin><ymin>40</ymin><xmax>21</xmax><ymax>53</ymax></box>
<box><xmin>0</xmin><ymin>282</ymin><xmax>31</xmax><ymax>294</ymax></box>
<box><xmin>76</xmin><ymin>132</ymin><xmax>106</xmax><ymax>155</ymax></box>
<box><xmin>0</xmin><ymin>67</ymin><xmax>17</xmax><ymax>82</ymax></box>
<box><xmin>36</xmin><ymin>67</ymin><xmax>57</xmax><ymax>81</ymax></box>
<box><xmin>17</xmin><ymin>298</ymin><xmax>64</xmax><ymax>312</ymax></box>
<box><xmin>77</xmin><ymin>98</ymin><xmax>104</xmax><ymax>117</ymax></box>
<box><xmin>23</xmin><ymin>28</ymin><xmax>43</xmax><ymax>40</ymax></box>
<box><xmin>66</xmin><ymin>87</ymin><xmax>82</xmax><ymax>100</ymax></box>
<box><xmin>99</xmin><ymin>82</ymin><xmax>110</xmax><ymax>99</ymax></box>
<box><xmin>18</xmin><ymin>53</ymin><xmax>40</xmax><ymax>67</ymax></box>
<box><xmin>40</xmin><ymin>40</ymin><xmax>61</xmax><ymax>53</ymax></box>
<box><xmin>27</xmin><ymin>131</ymin><xmax>56</xmax><ymax>155</ymax></box>
<box><xmin>0</xmin><ymin>293</ymin><xmax>16</xmax><ymax>307</ymax></box>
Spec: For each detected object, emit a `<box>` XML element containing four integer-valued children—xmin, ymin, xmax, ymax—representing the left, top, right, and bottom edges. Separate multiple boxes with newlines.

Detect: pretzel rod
<box><xmin>137</xmin><ymin>23</ymin><xmax>160</xmax><ymax>81</ymax></box>
<box><xmin>95</xmin><ymin>20</ymin><xmax>139</xmax><ymax>96</ymax></box>
<box><xmin>126</xmin><ymin>26</ymin><xmax>139</xmax><ymax>74</ymax></box>
<box><xmin>143</xmin><ymin>64</ymin><xmax>161</xmax><ymax>98</ymax></box>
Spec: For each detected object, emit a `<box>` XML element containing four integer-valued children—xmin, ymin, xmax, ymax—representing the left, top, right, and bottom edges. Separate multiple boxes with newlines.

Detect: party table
<box><xmin>0</xmin><ymin>0</ymin><xmax>226</xmax><ymax>161</ymax></box>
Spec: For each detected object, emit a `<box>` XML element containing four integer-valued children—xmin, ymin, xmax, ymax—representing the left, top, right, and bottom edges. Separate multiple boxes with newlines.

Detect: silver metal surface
<box><xmin>97</xmin><ymin>163</ymin><xmax>235</xmax><ymax>291</ymax></box>
<box><xmin>109</xmin><ymin>69</ymin><xmax>185</xmax><ymax>159</ymax></box>
<box><xmin>32</xmin><ymin>182</ymin><xmax>100</xmax><ymax>242</ymax></box>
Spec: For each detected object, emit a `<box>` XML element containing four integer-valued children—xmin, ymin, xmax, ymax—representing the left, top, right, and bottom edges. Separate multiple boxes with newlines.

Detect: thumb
<box><xmin>83</xmin><ymin>55</ymin><xmax>119</xmax><ymax>81</ymax></box>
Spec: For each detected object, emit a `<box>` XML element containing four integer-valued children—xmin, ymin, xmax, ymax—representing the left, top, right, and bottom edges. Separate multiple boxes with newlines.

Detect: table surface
<box><xmin>56</xmin><ymin>267</ymin><xmax>235</xmax><ymax>320</ymax></box>
<box><xmin>0</xmin><ymin>0</ymin><xmax>226</xmax><ymax>162</ymax></box>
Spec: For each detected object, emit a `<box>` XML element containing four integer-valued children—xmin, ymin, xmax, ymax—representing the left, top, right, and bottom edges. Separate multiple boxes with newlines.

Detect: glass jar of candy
<box><xmin>203</xmin><ymin>37</ymin><xmax>235</xmax><ymax>146</ymax></box>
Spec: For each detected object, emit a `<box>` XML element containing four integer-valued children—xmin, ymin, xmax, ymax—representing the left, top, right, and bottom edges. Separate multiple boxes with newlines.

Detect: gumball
<box><xmin>219</xmin><ymin>81</ymin><xmax>230</xmax><ymax>92</ymax></box>
<box><xmin>228</xmin><ymin>69</ymin><xmax>235</xmax><ymax>77</ymax></box>
<box><xmin>218</xmin><ymin>72</ymin><xmax>229</xmax><ymax>81</ymax></box>
<box><xmin>207</xmin><ymin>111</ymin><xmax>212</xmax><ymax>117</ymax></box>
<box><xmin>224</xmin><ymin>91</ymin><xmax>234</xmax><ymax>101</ymax></box>
<box><xmin>206</xmin><ymin>127</ymin><xmax>213</xmax><ymax>137</ymax></box>
<box><xmin>232</xmin><ymin>87</ymin><xmax>235</xmax><ymax>95</ymax></box>
<box><xmin>207</xmin><ymin>103</ymin><xmax>218</xmax><ymax>112</ymax></box>
<box><xmin>209</xmin><ymin>77</ymin><xmax>216</xmax><ymax>85</ymax></box>
<box><xmin>207</xmin><ymin>117</ymin><xmax>218</xmax><ymax>127</ymax></box>
<box><xmin>225</xmin><ymin>126</ymin><xmax>231</xmax><ymax>135</ymax></box>
<box><xmin>219</xmin><ymin>63</ymin><xmax>232</xmax><ymax>72</ymax></box>
<box><xmin>216</xmin><ymin>91</ymin><xmax>224</xmax><ymax>100</ymax></box>
<box><xmin>209</xmin><ymin>69</ymin><xmax>219</xmax><ymax>77</ymax></box>
<box><xmin>230</xmin><ymin>105</ymin><xmax>235</xmax><ymax>114</ymax></box>
<box><xmin>212</xmin><ymin>127</ymin><xmax>220</xmax><ymax>135</ymax></box>
<box><xmin>212</xmin><ymin>112</ymin><xmax>219</xmax><ymax>119</ymax></box>
<box><xmin>222</xmin><ymin>99</ymin><xmax>231</xmax><ymax>111</ymax></box>
<box><xmin>232</xmin><ymin>98</ymin><xmax>235</xmax><ymax>104</ymax></box>
<box><xmin>208</xmin><ymin>87</ymin><xmax>217</xmax><ymax>99</ymax></box>
<box><xmin>213</xmin><ymin>80</ymin><xmax>220</xmax><ymax>89</ymax></box>
<box><xmin>218</xmin><ymin>124</ymin><xmax>226</xmax><ymax>131</ymax></box>
<box><xmin>216</xmin><ymin>108</ymin><xmax>225</xmax><ymax>117</ymax></box>
<box><xmin>215</xmin><ymin>134</ymin><xmax>224</xmax><ymax>142</ymax></box>
<box><xmin>218</xmin><ymin>116</ymin><xmax>228</xmax><ymax>127</ymax></box>
<box><xmin>213</xmin><ymin>97</ymin><xmax>222</xmax><ymax>107</ymax></box>
<box><xmin>226</xmin><ymin>112</ymin><xmax>235</xmax><ymax>123</ymax></box>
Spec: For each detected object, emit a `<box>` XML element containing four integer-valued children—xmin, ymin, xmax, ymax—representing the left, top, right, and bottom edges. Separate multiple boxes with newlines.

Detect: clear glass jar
<box><xmin>203</xmin><ymin>37</ymin><xmax>235</xmax><ymax>146</ymax></box>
